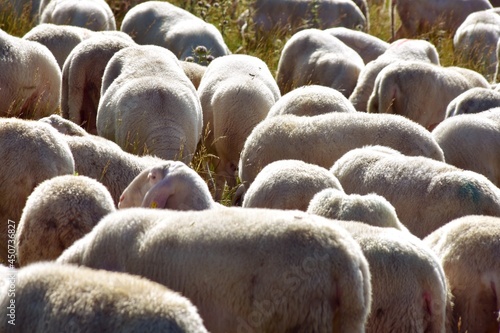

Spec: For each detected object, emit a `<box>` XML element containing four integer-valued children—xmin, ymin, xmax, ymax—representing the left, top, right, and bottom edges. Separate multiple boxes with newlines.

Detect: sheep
<box><xmin>40</xmin><ymin>114</ymin><xmax>166</xmax><ymax>206</ymax></box>
<box><xmin>445</xmin><ymin>87</ymin><xmax>500</xmax><ymax>117</ymax></box>
<box><xmin>0</xmin><ymin>262</ymin><xmax>209</xmax><ymax>332</ymax></box>
<box><xmin>242</xmin><ymin>159</ymin><xmax>344</xmax><ymax>211</ymax></box>
<box><xmin>324</xmin><ymin>27</ymin><xmax>389</xmax><ymax>64</ymax></box>
<box><xmin>238</xmin><ymin>112</ymin><xmax>445</xmax><ymax>189</ymax></box>
<box><xmin>367</xmin><ymin>61</ymin><xmax>489</xmax><ymax>130</ymax></box>
<box><xmin>61</xmin><ymin>34</ymin><xmax>135</xmax><ymax>134</ymax></box>
<box><xmin>197</xmin><ymin>54</ymin><xmax>280</xmax><ymax>198</ymax></box>
<box><xmin>39</xmin><ymin>113</ymin><xmax>88</xmax><ymax>136</ymax></box>
<box><xmin>23</xmin><ymin>24</ymin><xmax>133</xmax><ymax>69</ymax></box>
<box><xmin>23</xmin><ymin>24</ymin><xmax>93</xmax><ymax>69</ymax></box>
<box><xmin>331</xmin><ymin>145</ymin><xmax>500</xmax><ymax>238</ymax></box>
<box><xmin>453</xmin><ymin>9</ymin><xmax>500</xmax><ymax>81</ymax></box>
<box><xmin>0</xmin><ymin>118</ymin><xmax>75</xmax><ymax>265</ymax></box>
<box><xmin>307</xmin><ymin>188</ymin><xmax>409</xmax><ymax>231</ymax></box>
<box><xmin>349</xmin><ymin>38</ymin><xmax>440</xmax><ymax>112</ymax></box>
<box><xmin>432</xmin><ymin>108</ymin><xmax>500</xmax><ymax>187</ymax></box>
<box><xmin>97</xmin><ymin>44</ymin><xmax>203</xmax><ymax>163</ymax></box>
<box><xmin>250</xmin><ymin>0</ymin><xmax>367</xmax><ymax>38</ymax></box>
<box><xmin>39</xmin><ymin>0</ymin><xmax>116</xmax><ymax>31</ymax></box>
<box><xmin>390</xmin><ymin>0</ymin><xmax>492</xmax><ymax>40</ymax></box>
<box><xmin>276</xmin><ymin>28</ymin><xmax>364</xmax><ymax>97</ymax></box>
<box><xmin>61</xmin><ymin>38</ymin><xmax>204</xmax><ymax>135</ymax></box>
<box><xmin>120</xmin><ymin>1</ymin><xmax>230</xmax><ymax>64</ymax></box>
<box><xmin>15</xmin><ymin>175</ymin><xmax>115</xmax><ymax>266</ymax></box>
<box><xmin>0</xmin><ymin>264</ymin><xmax>11</xmax><ymax>289</ymax></box>
<box><xmin>266</xmin><ymin>85</ymin><xmax>356</xmax><ymax>118</ymax></box>
<box><xmin>118</xmin><ymin>161</ymin><xmax>218</xmax><ymax>211</ymax></box>
<box><xmin>57</xmin><ymin>207</ymin><xmax>372</xmax><ymax>333</ymax></box>
<box><xmin>0</xmin><ymin>28</ymin><xmax>61</xmax><ymax>119</ymax></box>
<box><xmin>336</xmin><ymin>220</ymin><xmax>451</xmax><ymax>332</ymax></box>
<box><xmin>180</xmin><ymin>60</ymin><xmax>206</xmax><ymax>89</ymax></box>
<box><xmin>423</xmin><ymin>215</ymin><xmax>500</xmax><ymax>333</ymax></box>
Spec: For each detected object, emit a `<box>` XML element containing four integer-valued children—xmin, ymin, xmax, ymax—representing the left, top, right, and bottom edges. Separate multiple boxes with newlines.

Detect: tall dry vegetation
<box><xmin>0</xmin><ymin>0</ymin><xmax>471</xmax><ymax>72</ymax></box>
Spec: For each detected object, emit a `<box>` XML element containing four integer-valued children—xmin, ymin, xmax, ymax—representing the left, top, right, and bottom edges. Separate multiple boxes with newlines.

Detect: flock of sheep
<box><xmin>0</xmin><ymin>0</ymin><xmax>500</xmax><ymax>332</ymax></box>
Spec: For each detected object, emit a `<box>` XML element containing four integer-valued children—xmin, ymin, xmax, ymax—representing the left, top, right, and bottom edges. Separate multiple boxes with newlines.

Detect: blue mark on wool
<box><xmin>459</xmin><ymin>182</ymin><xmax>481</xmax><ymax>205</ymax></box>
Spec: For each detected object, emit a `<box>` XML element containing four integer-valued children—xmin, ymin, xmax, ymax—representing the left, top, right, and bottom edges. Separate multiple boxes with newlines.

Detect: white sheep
<box><xmin>423</xmin><ymin>215</ymin><xmax>500</xmax><ymax>333</ymax></box>
<box><xmin>40</xmin><ymin>114</ymin><xmax>166</xmax><ymax>206</ymax></box>
<box><xmin>180</xmin><ymin>60</ymin><xmax>206</xmax><ymax>89</ymax></box>
<box><xmin>250</xmin><ymin>0</ymin><xmax>367</xmax><ymax>37</ymax></box>
<box><xmin>276</xmin><ymin>28</ymin><xmax>364</xmax><ymax>97</ymax></box>
<box><xmin>15</xmin><ymin>175</ymin><xmax>115</xmax><ymax>266</ymax></box>
<box><xmin>39</xmin><ymin>0</ymin><xmax>116</xmax><ymax>31</ymax></box>
<box><xmin>242</xmin><ymin>159</ymin><xmax>344</xmax><ymax>211</ymax></box>
<box><xmin>367</xmin><ymin>61</ymin><xmax>489</xmax><ymax>130</ymax></box>
<box><xmin>97</xmin><ymin>44</ymin><xmax>203</xmax><ymax>163</ymax></box>
<box><xmin>0</xmin><ymin>262</ymin><xmax>209</xmax><ymax>332</ymax></box>
<box><xmin>39</xmin><ymin>113</ymin><xmax>88</xmax><ymax>136</ymax></box>
<box><xmin>307</xmin><ymin>189</ymin><xmax>409</xmax><ymax>232</ymax></box>
<box><xmin>238</xmin><ymin>112</ymin><xmax>445</xmax><ymax>189</ymax></box>
<box><xmin>331</xmin><ymin>145</ymin><xmax>500</xmax><ymax>238</ymax></box>
<box><xmin>349</xmin><ymin>38</ymin><xmax>440</xmax><ymax>112</ymax></box>
<box><xmin>0</xmin><ymin>264</ymin><xmax>11</xmax><ymax>289</ymax></box>
<box><xmin>445</xmin><ymin>87</ymin><xmax>500</xmax><ymax>117</ymax></box>
<box><xmin>197</xmin><ymin>54</ymin><xmax>280</xmax><ymax>198</ymax></box>
<box><xmin>390</xmin><ymin>0</ymin><xmax>492</xmax><ymax>40</ymax></box>
<box><xmin>324</xmin><ymin>27</ymin><xmax>389</xmax><ymax>64</ymax></box>
<box><xmin>120</xmin><ymin>1</ymin><xmax>230</xmax><ymax>64</ymax></box>
<box><xmin>23</xmin><ymin>24</ymin><xmax>133</xmax><ymax>69</ymax></box>
<box><xmin>119</xmin><ymin>161</ymin><xmax>218</xmax><ymax>211</ymax></box>
<box><xmin>23</xmin><ymin>23</ymin><xmax>92</xmax><ymax>69</ymax></box>
<box><xmin>266</xmin><ymin>85</ymin><xmax>356</xmax><ymax>118</ymax></box>
<box><xmin>454</xmin><ymin>9</ymin><xmax>500</xmax><ymax>81</ymax></box>
<box><xmin>0</xmin><ymin>28</ymin><xmax>61</xmax><ymax>119</ymax></box>
<box><xmin>0</xmin><ymin>118</ymin><xmax>75</xmax><ymax>265</ymax></box>
<box><xmin>57</xmin><ymin>207</ymin><xmax>372</xmax><ymax>333</ymax></box>
<box><xmin>432</xmin><ymin>108</ymin><xmax>500</xmax><ymax>187</ymax></box>
<box><xmin>336</xmin><ymin>220</ymin><xmax>451</xmax><ymax>332</ymax></box>
<box><xmin>61</xmin><ymin>34</ymin><xmax>135</xmax><ymax>134</ymax></box>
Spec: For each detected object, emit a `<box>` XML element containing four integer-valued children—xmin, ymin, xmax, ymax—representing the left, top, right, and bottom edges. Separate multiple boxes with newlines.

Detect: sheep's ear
<box><xmin>141</xmin><ymin>177</ymin><xmax>175</xmax><ymax>209</ymax></box>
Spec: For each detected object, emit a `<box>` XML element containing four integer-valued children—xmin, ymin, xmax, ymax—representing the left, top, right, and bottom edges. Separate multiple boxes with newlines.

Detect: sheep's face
<box><xmin>118</xmin><ymin>167</ymin><xmax>165</xmax><ymax>209</ymax></box>
<box><xmin>119</xmin><ymin>162</ymin><xmax>187</xmax><ymax>209</ymax></box>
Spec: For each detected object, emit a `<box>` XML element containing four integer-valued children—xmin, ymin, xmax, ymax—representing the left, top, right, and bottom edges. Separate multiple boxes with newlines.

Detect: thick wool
<box><xmin>242</xmin><ymin>159</ymin><xmax>344</xmax><ymax>211</ymax></box>
<box><xmin>97</xmin><ymin>45</ymin><xmax>202</xmax><ymax>163</ymax></box>
<box><xmin>0</xmin><ymin>118</ymin><xmax>75</xmax><ymax>264</ymax></box>
<box><xmin>58</xmin><ymin>207</ymin><xmax>372</xmax><ymax>333</ymax></box>
<box><xmin>15</xmin><ymin>175</ymin><xmax>115</xmax><ymax>266</ymax></box>
<box><xmin>0</xmin><ymin>262</ymin><xmax>209</xmax><ymax>332</ymax></box>
<box><xmin>197</xmin><ymin>54</ymin><xmax>280</xmax><ymax>199</ymax></box>
<box><xmin>120</xmin><ymin>1</ymin><xmax>229</xmax><ymax>63</ymax></box>
<box><xmin>424</xmin><ymin>215</ymin><xmax>500</xmax><ymax>333</ymax></box>
<box><xmin>331</xmin><ymin>145</ymin><xmax>500</xmax><ymax>238</ymax></box>
<box><xmin>238</xmin><ymin>112</ymin><xmax>444</xmax><ymax>188</ymax></box>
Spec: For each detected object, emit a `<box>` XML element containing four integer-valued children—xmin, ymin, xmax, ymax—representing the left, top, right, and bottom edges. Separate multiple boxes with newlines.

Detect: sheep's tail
<box><xmin>491</xmin><ymin>278</ymin><xmax>500</xmax><ymax>328</ymax></box>
<box><xmin>390</xmin><ymin>0</ymin><xmax>396</xmax><ymax>41</ymax></box>
<box><xmin>481</xmin><ymin>272</ymin><xmax>500</xmax><ymax>331</ymax></box>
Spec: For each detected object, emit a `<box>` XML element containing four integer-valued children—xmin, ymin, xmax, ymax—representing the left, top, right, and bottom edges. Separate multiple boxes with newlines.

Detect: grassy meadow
<box><xmin>0</xmin><ymin>0</ymin><xmax>474</xmax><ymax>72</ymax></box>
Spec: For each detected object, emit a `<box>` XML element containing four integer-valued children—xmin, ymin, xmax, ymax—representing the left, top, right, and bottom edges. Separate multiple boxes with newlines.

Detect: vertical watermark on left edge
<box><xmin>6</xmin><ymin>219</ymin><xmax>16</xmax><ymax>326</ymax></box>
